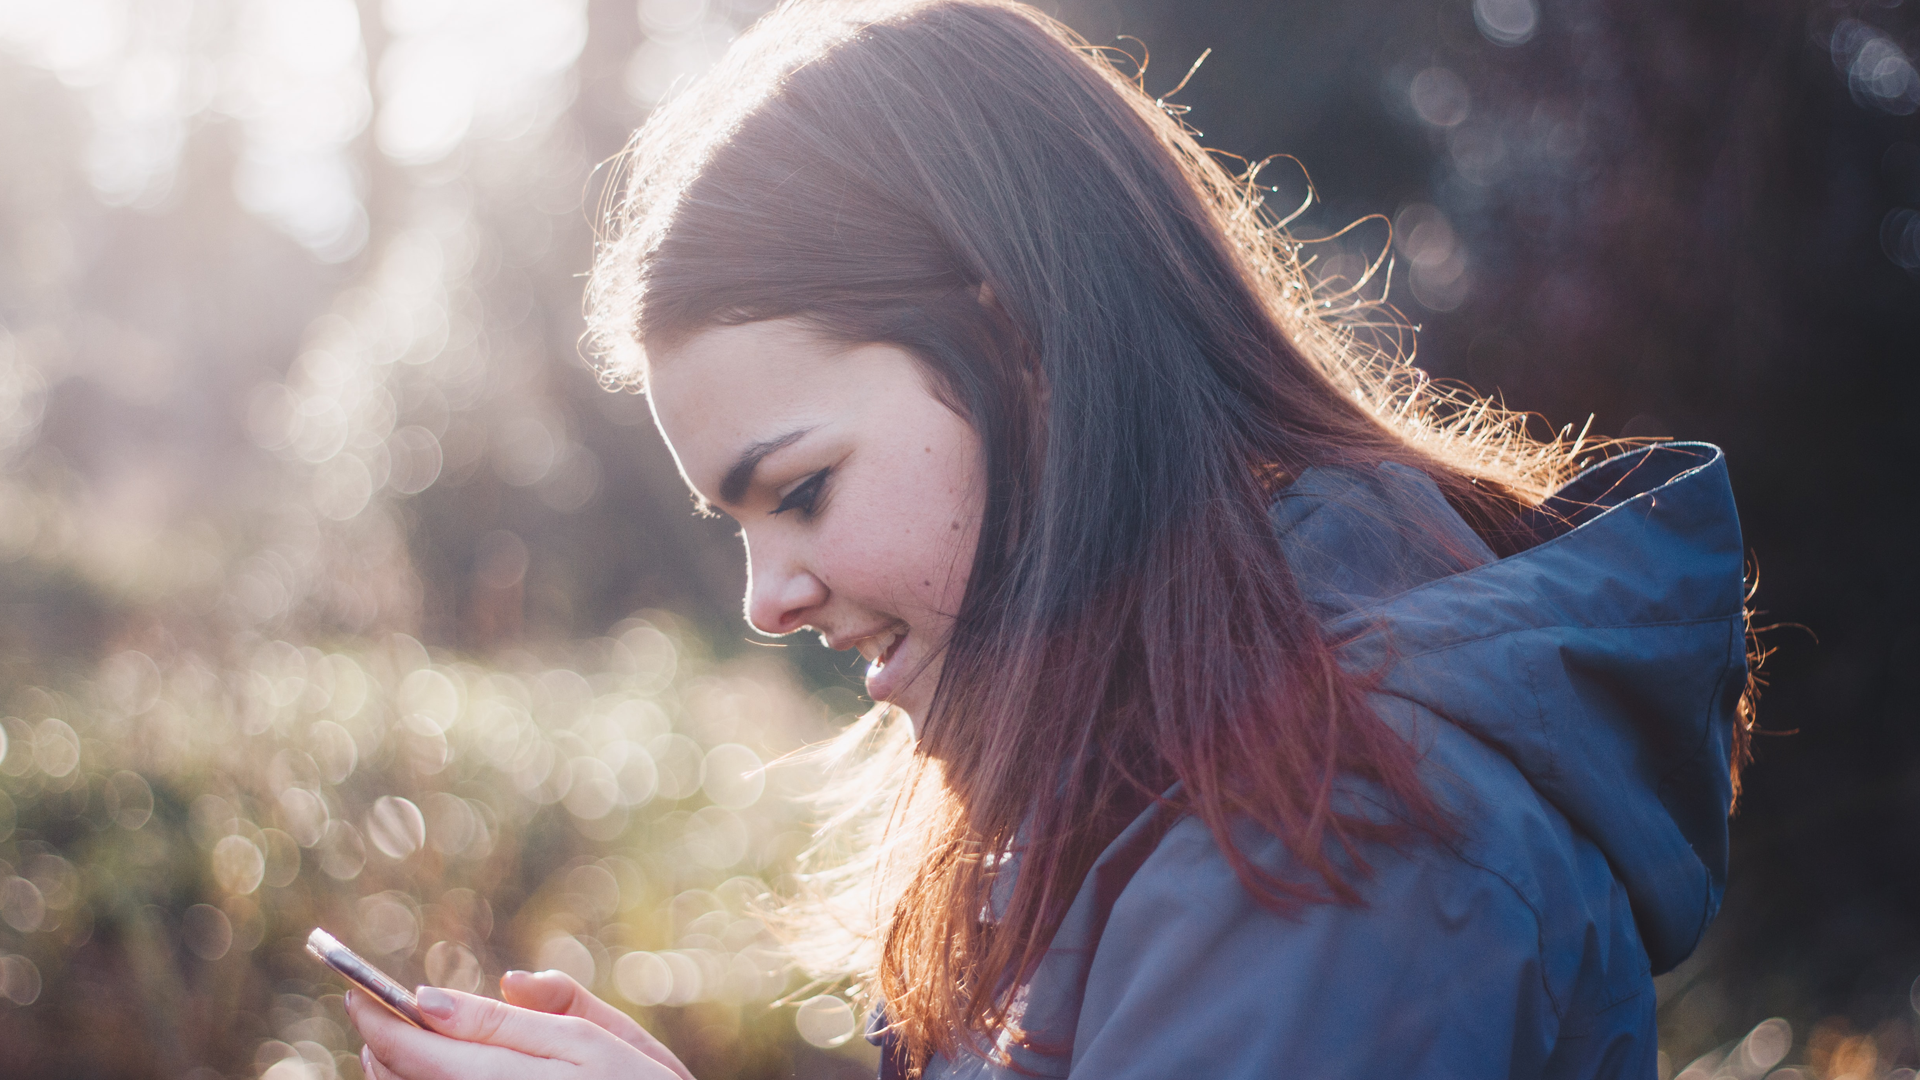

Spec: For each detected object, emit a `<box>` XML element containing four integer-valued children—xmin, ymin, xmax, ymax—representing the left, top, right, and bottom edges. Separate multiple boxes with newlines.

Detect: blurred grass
<box><xmin>0</xmin><ymin>617</ymin><xmax>881</xmax><ymax>1079</ymax></box>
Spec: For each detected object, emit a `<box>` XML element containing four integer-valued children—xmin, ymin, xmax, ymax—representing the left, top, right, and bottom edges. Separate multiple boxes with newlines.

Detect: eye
<box><xmin>771</xmin><ymin>467</ymin><xmax>831</xmax><ymax>518</ymax></box>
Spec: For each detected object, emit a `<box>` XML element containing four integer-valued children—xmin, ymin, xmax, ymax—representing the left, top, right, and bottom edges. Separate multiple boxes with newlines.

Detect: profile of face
<box><xmin>647</xmin><ymin>319</ymin><xmax>984</xmax><ymax>728</ymax></box>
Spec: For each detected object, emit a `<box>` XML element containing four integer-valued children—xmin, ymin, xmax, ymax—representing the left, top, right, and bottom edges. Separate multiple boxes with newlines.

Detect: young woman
<box><xmin>348</xmin><ymin>1</ymin><xmax>1753</xmax><ymax>1077</ymax></box>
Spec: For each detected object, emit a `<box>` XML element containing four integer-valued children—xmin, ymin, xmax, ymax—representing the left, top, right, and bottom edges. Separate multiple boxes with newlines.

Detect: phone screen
<box><xmin>306</xmin><ymin>928</ymin><xmax>427</xmax><ymax>1028</ymax></box>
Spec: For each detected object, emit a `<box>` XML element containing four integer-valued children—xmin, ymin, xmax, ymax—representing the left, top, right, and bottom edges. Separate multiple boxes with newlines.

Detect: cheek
<box><xmin>813</xmin><ymin>506</ymin><xmax>973</xmax><ymax>609</ymax></box>
<box><xmin>900</xmin><ymin>458</ymin><xmax>982</xmax><ymax>614</ymax></box>
<box><xmin>912</xmin><ymin>432</ymin><xmax>984</xmax><ymax>604</ymax></box>
<box><xmin>821</xmin><ymin>448</ymin><xmax>980</xmax><ymax>613</ymax></box>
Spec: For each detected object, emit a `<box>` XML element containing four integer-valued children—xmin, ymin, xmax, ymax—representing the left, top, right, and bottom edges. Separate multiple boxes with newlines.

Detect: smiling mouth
<box><xmin>855</xmin><ymin>628</ymin><xmax>905</xmax><ymax>672</ymax></box>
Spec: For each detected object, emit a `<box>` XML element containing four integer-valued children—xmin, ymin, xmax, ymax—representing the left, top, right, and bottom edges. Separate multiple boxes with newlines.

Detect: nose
<box><xmin>744</xmin><ymin>535</ymin><xmax>827</xmax><ymax>636</ymax></box>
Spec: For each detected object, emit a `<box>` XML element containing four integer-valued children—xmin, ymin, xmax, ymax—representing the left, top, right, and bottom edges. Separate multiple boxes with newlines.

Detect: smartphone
<box><xmin>306</xmin><ymin>927</ymin><xmax>427</xmax><ymax>1028</ymax></box>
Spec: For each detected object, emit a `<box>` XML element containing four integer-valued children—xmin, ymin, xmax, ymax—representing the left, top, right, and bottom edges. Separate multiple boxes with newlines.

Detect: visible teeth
<box><xmin>857</xmin><ymin>630</ymin><xmax>899</xmax><ymax>665</ymax></box>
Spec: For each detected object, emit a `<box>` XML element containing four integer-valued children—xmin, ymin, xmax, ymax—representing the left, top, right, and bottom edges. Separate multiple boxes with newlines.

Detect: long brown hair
<box><xmin>587</xmin><ymin>0</ymin><xmax>1596</xmax><ymax>1071</ymax></box>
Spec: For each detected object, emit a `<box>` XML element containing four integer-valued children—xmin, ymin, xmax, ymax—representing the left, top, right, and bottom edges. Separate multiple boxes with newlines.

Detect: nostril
<box><xmin>746</xmin><ymin>579</ymin><xmax>824</xmax><ymax>637</ymax></box>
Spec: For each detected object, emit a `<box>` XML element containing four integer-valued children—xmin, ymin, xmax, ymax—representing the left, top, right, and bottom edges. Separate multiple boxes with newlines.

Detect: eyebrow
<box><xmin>718</xmin><ymin>427</ymin><xmax>814</xmax><ymax>506</ymax></box>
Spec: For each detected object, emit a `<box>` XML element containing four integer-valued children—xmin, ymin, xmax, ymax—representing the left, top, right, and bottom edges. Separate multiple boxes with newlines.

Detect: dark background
<box><xmin>0</xmin><ymin>0</ymin><xmax>1913</xmax><ymax>1073</ymax></box>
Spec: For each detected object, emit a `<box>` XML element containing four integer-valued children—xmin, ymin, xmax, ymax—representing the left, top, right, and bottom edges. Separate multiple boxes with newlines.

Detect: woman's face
<box><xmin>647</xmin><ymin>318</ymin><xmax>984</xmax><ymax>729</ymax></box>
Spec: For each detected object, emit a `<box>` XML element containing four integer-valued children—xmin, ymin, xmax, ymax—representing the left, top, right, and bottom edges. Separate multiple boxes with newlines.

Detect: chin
<box><xmin>869</xmin><ymin>657</ymin><xmax>938</xmax><ymax>733</ymax></box>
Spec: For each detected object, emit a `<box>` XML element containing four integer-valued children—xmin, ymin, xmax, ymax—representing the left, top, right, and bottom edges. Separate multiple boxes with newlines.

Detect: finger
<box><xmin>351</xmin><ymin>992</ymin><xmax>449</xmax><ymax>1080</ymax></box>
<box><xmin>406</xmin><ymin>983</ymin><xmax>629</xmax><ymax>1061</ymax></box>
<box><xmin>497</xmin><ymin>970</ymin><xmax>696</xmax><ymax>1080</ymax></box>
<box><xmin>361</xmin><ymin>1045</ymin><xmax>396</xmax><ymax>1080</ymax></box>
<box><xmin>497</xmin><ymin>969</ymin><xmax>576</xmax><ymax>1014</ymax></box>
<box><xmin>347</xmin><ymin>986</ymin><xmax>580</xmax><ymax>1080</ymax></box>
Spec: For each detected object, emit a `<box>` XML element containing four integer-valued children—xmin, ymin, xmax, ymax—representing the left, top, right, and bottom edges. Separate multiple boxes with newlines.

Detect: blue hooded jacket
<box><xmin>900</xmin><ymin>442</ymin><xmax>1746</xmax><ymax>1079</ymax></box>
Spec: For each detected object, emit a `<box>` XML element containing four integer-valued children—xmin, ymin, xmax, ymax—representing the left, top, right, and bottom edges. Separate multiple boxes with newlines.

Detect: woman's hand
<box><xmin>348</xmin><ymin>969</ymin><xmax>695</xmax><ymax>1080</ymax></box>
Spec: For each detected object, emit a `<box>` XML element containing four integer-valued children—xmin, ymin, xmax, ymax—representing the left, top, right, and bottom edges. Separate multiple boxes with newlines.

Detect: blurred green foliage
<box><xmin>0</xmin><ymin>618</ymin><xmax>881</xmax><ymax>1079</ymax></box>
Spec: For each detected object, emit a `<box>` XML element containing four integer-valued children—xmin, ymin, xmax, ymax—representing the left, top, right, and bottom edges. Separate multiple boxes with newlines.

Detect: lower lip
<box><xmin>864</xmin><ymin>632</ymin><xmax>907</xmax><ymax>703</ymax></box>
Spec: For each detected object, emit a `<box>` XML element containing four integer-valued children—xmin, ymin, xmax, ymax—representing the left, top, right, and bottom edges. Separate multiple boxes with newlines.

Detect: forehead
<box><xmin>649</xmin><ymin>319</ymin><xmax>832</xmax><ymax>426</ymax></box>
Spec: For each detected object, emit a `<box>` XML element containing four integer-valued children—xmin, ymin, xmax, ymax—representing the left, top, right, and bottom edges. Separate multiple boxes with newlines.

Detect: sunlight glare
<box><xmin>377</xmin><ymin>0</ymin><xmax>587</xmax><ymax>165</ymax></box>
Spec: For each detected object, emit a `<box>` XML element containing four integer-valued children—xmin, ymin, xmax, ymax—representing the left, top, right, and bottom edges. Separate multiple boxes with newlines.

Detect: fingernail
<box><xmin>361</xmin><ymin>1046</ymin><xmax>374</xmax><ymax>1077</ymax></box>
<box><xmin>344</xmin><ymin>989</ymin><xmax>356</xmax><ymax>1009</ymax></box>
<box><xmin>416</xmin><ymin>985</ymin><xmax>454</xmax><ymax>1020</ymax></box>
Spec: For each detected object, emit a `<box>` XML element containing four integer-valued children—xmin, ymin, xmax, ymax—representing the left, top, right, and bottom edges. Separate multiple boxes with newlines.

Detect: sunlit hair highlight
<box><xmin>587</xmin><ymin>1</ymin><xmax>1647</xmax><ymax>1073</ymax></box>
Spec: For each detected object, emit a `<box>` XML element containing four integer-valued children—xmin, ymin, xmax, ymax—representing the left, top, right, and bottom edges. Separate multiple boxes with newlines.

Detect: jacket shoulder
<box><xmin>1054</xmin><ymin>704</ymin><xmax>1652</xmax><ymax>1078</ymax></box>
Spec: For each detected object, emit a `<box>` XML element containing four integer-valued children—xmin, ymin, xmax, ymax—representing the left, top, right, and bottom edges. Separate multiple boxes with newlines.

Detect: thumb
<box><xmin>497</xmin><ymin>969</ymin><xmax>583</xmax><ymax>1015</ymax></box>
<box><xmin>411</xmin><ymin>985</ymin><xmax>607</xmax><ymax>1060</ymax></box>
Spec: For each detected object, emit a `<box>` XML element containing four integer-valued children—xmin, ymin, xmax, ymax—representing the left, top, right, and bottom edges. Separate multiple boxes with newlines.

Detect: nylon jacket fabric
<box><xmin>896</xmin><ymin>443</ymin><xmax>1745</xmax><ymax>1080</ymax></box>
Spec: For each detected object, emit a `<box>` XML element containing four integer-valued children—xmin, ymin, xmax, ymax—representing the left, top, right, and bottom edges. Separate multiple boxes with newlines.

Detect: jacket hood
<box><xmin>1271</xmin><ymin>443</ymin><xmax>1746</xmax><ymax>973</ymax></box>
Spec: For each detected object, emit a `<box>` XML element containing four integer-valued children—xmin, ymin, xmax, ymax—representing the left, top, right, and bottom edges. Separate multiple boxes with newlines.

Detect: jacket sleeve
<box><xmin>1065</xmin><ymin>814</ymin><xmax>1562</xmax><ymax>1079</ymax></box>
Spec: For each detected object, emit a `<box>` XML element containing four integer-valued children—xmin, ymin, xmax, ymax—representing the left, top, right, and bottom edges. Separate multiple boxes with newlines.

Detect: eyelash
<box><xmin>772</xmin><ymin>468</ymin><xmax>831</xmax><ymax>518</ymax></box>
